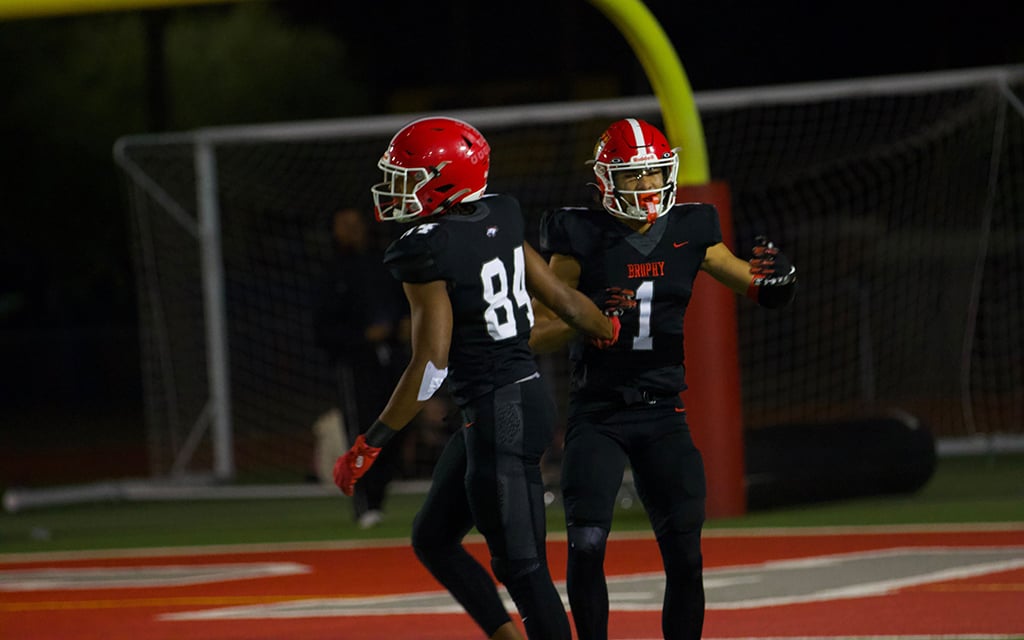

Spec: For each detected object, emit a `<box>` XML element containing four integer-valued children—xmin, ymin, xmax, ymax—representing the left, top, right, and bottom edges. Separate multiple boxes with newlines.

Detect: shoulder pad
<box><xmin>384</xmin><ymin>222</ymin><xmax>447</xmax><ymax>283</ymax></box>
<box><xmin>540</xmin><ymin>207</ymin><xmax>602</xmax><ymax>257</ymax></box>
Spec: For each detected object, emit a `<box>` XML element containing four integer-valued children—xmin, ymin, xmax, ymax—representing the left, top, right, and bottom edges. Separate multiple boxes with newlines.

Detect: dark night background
<box><xmin>0</xmin><ymin>0</ymin><xmax>1021</xmax><ymax>486</ymax></box>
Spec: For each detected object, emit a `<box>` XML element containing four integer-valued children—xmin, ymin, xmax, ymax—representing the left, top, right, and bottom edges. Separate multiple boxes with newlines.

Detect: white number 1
<box><xmin>632</xmin><ymin>280</ymin><xmax>654</xmax><ymax>351</ymax></box>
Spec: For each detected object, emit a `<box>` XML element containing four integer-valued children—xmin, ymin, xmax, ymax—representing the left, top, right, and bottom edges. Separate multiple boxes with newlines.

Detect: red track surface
<box><xmin>2</xmin><ymin>525</ymin><xmax>1023</xmax><ymax>639</ymax></box>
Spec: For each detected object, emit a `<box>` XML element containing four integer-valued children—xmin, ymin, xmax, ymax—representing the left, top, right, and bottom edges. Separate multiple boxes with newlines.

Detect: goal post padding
<box><xmin>679</xmin><ymin>181</ymin><xmax>746</xmax><ymax>518</ymax></box>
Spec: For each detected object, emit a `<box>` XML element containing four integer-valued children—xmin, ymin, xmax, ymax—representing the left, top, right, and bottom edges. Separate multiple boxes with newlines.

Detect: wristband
<box><xmin>747</xmin><ymin>273</ymin><xmax>797</xmax><ymax>309</ymax></box>
<box><xmin>364</xmin><ymin>420</ymin><xmax>396</xmax><ymax>448</ymax></box>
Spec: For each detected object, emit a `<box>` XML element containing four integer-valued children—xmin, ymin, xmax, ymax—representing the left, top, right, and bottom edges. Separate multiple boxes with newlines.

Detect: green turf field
<box><xmin>1</xmin><ymin>453</ymin><xmax>1021</xmax><ymax>554</ymax></box>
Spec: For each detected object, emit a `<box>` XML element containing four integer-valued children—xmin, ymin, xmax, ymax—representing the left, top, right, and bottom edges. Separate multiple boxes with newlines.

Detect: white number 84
<box><xmin>480</xmin><ymin>245</ymin><xmax>534</xmax><ymax>340</ymax></box>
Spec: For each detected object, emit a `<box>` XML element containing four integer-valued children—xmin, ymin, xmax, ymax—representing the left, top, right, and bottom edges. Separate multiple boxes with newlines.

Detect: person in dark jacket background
<box><xmin>313</xmin><ymin>206</ymin><xmax>410</xmax><ymax>528</ymax></box>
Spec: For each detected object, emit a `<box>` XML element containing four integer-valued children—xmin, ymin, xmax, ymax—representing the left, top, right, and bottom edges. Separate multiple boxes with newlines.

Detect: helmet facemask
<box><xmin>595</xmin><ymin>159</ymin><xmax>679</xmax><ymax>223</ymax></box>
<box><xmin>372</xmin><ymin>161</ymin><xmax>443</xmax><ymax>222</ymax></box>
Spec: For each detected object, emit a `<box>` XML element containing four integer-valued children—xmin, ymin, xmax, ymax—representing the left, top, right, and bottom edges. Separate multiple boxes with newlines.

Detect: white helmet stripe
<box><xmin>624</xmin><ymin>118</ymin><xmax>645</xmax><ymax>150</ymax></box>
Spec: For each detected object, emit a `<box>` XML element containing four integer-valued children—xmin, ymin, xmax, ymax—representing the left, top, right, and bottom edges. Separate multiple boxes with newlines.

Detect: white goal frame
<box><xmin>114</xmin><ymin>64</ymin><xmax>1024</xmax><ymax>482</ymax></box>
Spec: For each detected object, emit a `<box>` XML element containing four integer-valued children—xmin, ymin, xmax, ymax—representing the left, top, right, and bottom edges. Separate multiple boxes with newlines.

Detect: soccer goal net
<box><xmin>113</xmin><ymin>65</ymin><xmax>1024</xmax><ymax>483</ymax></box>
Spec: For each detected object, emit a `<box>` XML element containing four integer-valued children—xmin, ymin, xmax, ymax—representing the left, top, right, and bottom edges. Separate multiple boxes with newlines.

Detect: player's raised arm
<box><xmin>523</xmin><ymin>242</ymin><xmax>620</xmax><ymax>350</ymax></box>
<box><xmin>701</xmin><ymin>242</ymin><xmax>756</xmax><ymax>294</ymax></box>
<box><xmin>702</xmin><ymin>236</ymin><xmax>797</xmax><ymax>309</ymax></box>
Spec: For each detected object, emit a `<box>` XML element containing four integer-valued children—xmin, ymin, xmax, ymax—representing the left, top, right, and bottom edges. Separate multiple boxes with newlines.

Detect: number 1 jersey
<box><xmin>539</xmin><ymin>203</ymin><xmax>723</xmax><ymax>398</ymax></box>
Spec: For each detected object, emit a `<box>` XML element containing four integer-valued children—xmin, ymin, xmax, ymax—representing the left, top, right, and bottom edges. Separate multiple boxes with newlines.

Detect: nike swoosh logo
<box><xmin>464</xmin><ymin>422</ymin><xmax>474</xmax><ymax>428</ymax></box>
<box><xmin>673</xmin><ymin>241</ymin><xmax>689</xmax><ymax>248</ymax></box>
<box><xmin>674</xmin><ymin>407</ymin><xmax>687</xmax><ymax>413</ymax></box>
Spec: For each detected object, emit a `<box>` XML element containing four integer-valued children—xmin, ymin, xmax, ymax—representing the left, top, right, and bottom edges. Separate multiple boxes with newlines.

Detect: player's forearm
<box><xmin>536</xmin><ymin>282</ymin><xmax>615</xmax><ymax>341</ymax></box>
<box><xmin>529</xmin><ymin>316</ymin><xmax>576</xmax><ymax>353</ymax></box>
<box><xmin>376</xmin><ymin>357</ymin><xmax>445</xmax><ymax>432</ymax></box>
<box><xmin>562</xmin><ymin>288</ymin><xmax>616</xmax><ymax>340</ymax></box>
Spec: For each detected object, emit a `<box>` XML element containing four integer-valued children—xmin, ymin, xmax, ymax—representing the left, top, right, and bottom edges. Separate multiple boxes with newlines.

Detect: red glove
<box><xmin>333</xmin><ymin>434</ymin><xmax>382</xmax><ymax>497</ymax></box>
<box><xmin>587</xmin><ymin>315</ymin><xmax>621</xmax><ymax>350</ymax></box>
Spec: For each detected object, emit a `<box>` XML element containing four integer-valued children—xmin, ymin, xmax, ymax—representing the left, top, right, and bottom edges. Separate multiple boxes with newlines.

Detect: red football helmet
<box><xmin>371</xmin><ymin>117</ymin><xmax>491</xmax><ymax>222</ymax></box>
<box><xmin>590</xmin><ymin>118</ymin><xmax>679</xmax><ymax>223</ymax></box>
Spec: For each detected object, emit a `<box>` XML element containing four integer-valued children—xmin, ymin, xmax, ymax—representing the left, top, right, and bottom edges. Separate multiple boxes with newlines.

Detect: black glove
<box><xmin>748</xmin><ymin>236</ymin><xmax>797</xmax><ymax>308</ymax></box>
<box><xmin>591</xmin><ymin>286</ymin><xmax>637</xmax><ymax>317</ymax></box>
<box><xmin>750</xmin><ymin>236</ymin><xmax>795</xmax><ymax>284</ymax></box>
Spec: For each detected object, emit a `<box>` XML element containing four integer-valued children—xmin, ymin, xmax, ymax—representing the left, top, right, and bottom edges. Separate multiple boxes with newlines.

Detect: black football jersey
<box><xmin>383</xmin><ymin>194</ymin><xmax>537</xmax><ymax>405</ymax></box>
<box><xmin>539</xmin><ymin>203</ymin><xmax>723</xmax><ymax>397</ymax></box>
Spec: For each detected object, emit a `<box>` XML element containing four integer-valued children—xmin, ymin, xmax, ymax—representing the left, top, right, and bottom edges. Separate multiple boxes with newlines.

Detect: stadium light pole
<box><xmin>587</xmin><ymin>0</ymin><xmax>747</xmax><ymax>518</ymax></box>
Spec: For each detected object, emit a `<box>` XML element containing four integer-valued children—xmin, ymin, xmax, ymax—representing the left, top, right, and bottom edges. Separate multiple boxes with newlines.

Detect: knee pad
<box><xmin>567</xmin><ymin>525</ymin><xmax>608</xmax><ymax>558</ymax></box>
<box><xmin>490</xmin><ymin>556</ymin><xmax>541</xmax><ymax>584</ymax></box>
<box><xmin>493</xmin><ymin>556</ymin><xmax>572</xmax><ymax>640</ymax></box>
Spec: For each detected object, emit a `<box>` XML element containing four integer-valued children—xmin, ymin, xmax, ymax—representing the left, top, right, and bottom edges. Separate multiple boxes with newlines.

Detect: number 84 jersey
<box><xmin>539</xmin><ymin>203</ymin><xmax>723</xmax><ymax>396</ymax></box>
<box><xmin>384</xmin><ymin>194</ymin><xmax>537</xmax><ymax>405</ymax></box>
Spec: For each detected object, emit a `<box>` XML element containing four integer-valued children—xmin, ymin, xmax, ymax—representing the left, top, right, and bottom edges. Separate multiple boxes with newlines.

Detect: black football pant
<box><xmin>411</xmin><ymin>375</ymin><xmax>571</xmax><ymax>639</ymax></box>
<box><xmin>562</xmin><ymin>395</ymin><xmax>706</xmax><ymax>640</ymax></box>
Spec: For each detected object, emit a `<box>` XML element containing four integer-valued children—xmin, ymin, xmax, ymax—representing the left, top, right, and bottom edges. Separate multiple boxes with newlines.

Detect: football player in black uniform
<box><xmin>530</xmin><ymin>118</ymin><xmax>797</xmax><ymax>640</ymax></box>
<box><xmin>333</xmin><ymin>117</ymin><xmax>623</xmax><ymax>640</ymax></box>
